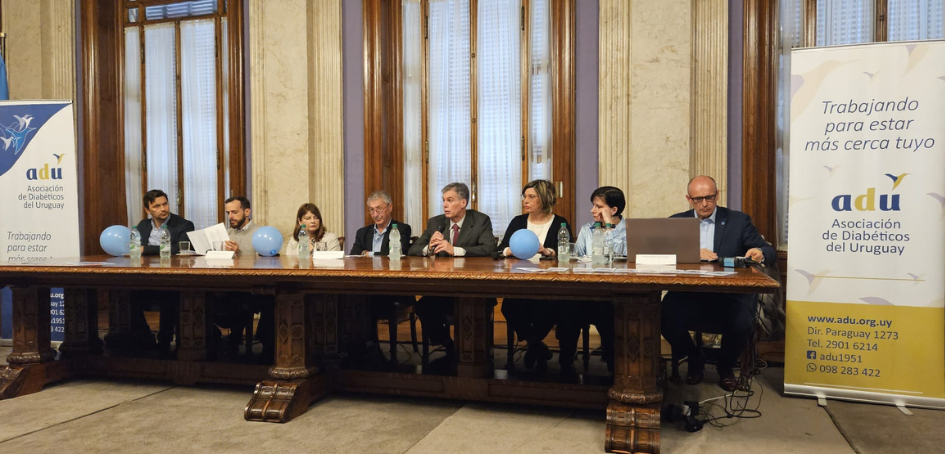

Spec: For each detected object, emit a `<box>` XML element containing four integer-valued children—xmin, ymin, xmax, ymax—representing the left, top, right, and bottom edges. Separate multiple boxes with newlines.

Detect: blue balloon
<box><xmin>100</xmin><ymin>225</ymin><xmax>131</xmax><ymax>256</ymax></box>
<box><xmin>509</xmin><ymin>229</ymin><xmax>540</xmax><ymax>260</ymax></box>
<box><xmin>252</xmin><ymin>226</ymin><xmax>284</xmax><ymax>257</ymax></box>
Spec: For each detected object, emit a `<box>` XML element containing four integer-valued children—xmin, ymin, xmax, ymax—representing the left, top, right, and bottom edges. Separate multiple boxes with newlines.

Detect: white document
<box><xmin>186</xmin><ymin>223</ymin><xmax>230</xmax><ymax>255</ymax></box>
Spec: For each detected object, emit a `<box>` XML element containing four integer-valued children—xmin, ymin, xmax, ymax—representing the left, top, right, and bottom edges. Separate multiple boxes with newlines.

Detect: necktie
<box><xmin>452</xmin><ymin>224</ymin><xmax>460</xmax><ymax>245</ymax></box>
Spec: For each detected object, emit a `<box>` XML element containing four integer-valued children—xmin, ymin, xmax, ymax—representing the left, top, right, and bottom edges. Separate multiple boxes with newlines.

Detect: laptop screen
<box><xmin>625</xmin><ymin>218</ymin><xmax>701</xmax><ymax>264</ymax></box>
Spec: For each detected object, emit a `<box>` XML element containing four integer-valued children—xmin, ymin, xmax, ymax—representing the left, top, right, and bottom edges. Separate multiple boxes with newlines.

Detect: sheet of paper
<box><xmin>186</xmin><ymin>223</ymin><xmax>230</xmax><ymax>255</ymax></box>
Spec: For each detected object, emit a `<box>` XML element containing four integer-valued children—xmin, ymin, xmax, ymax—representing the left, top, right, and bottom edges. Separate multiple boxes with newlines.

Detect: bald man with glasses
<box><xmin>661</xmin><ymin>175</ymin><xmax>774</xmax><ymax>392</ymax></box>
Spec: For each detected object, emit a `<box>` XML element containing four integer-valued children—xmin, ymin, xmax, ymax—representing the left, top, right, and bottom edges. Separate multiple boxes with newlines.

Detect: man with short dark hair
<box><xmin>136</xmin><ymin>189</ymin><xmax>196</xmax><ymax>255</ymax></box>
<box><xmin>661</xmin><ymin>175</ymin><xmax>774</xmax><ymax>392</ymax></box>
<box><xmin>223</xmin><ymin>196</ymin><xmax>258</xmax><ymax>256</ymax></box>
<box><xmin>132</xmin><ymin>189</ymin><xmax>195</xmax><ymax>356</ymax></box>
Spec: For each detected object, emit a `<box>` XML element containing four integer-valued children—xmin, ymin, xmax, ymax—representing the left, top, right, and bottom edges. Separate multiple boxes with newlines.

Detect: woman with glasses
<box><xmin>286</xmin><ymin>203</ymin><xmax>342</xmax><ymax>255</ymax></box>
<box><xmin>498</xmin><ymin>179</ymin><xmax>574</xmax><ymax>375</ymax></box>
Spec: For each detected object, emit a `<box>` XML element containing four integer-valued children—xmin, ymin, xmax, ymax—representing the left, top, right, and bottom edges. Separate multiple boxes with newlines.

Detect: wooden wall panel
<box><xmin>742</xmin><ymin>0</ymin><xmax>778</xmax><ymax>245</ymax></box>
<box><xmin>79</xmin><ymin>0</ymin><xmax>125</xmax><ymax>255</ymax></box>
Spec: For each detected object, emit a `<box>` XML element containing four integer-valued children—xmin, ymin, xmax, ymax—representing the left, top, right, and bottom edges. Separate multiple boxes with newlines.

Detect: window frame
<box><xmin>363</xmin><ymin>0</ymin><xmax>576</xmax><ymax>231</ymax></box>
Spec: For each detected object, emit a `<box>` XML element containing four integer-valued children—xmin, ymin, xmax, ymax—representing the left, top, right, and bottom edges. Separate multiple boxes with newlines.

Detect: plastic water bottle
<box><xmin>603</xmin><ymin>225</ymin><xmax>614</xmax><ymax>265</ymax></box>
<box><xmin>298</xmin><ymin>228</ymin><xmax>309</xmax><ymax>258</ymax></box>
<box><xmin>389</xmin><ymin>224</ymin><xmax>402</xmax><ymax>260</ymax></box>
<box><xmin>159</xmin><ymin>225</ymin><xmax>171</xmax><ymax>258</ymax></box>
<box><xmin>591</xmin><ymin>222</ymin><xmax>605</xmax><ymax>264</ymax></box>
<box><xmin>129</xmin><ymin>226</ymin><xmax>142</xmax><ymax>258</ymax></box>
<box><xmin>557</xmin><ymin>223</ymin><xmax>570</xmax><ymax>262</ymax></box>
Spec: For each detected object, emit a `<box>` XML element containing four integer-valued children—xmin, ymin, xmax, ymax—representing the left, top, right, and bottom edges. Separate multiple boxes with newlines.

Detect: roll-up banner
<box><xmin>785</xmin><ymin>41</ymin><xmax>945</xmax><ymax>408</ymax></box>
<box><xmin>0</xmin><ymin>101</ymin><xmax>79</xmax><ymax>344</ymax></box>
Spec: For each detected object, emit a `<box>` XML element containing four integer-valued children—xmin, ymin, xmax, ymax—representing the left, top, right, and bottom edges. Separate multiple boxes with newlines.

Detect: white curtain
<box><xmin>528</xmin><ymin>0</ymin><xmax>551</xmax><ymax>182</ymax></box>
<box><xmin>888</xmin><ymin>0</ymin><xmax>945</xmax><ymax>41</ymax></box>
<box><xmin>403</xmin><ymin>0</ymin><xmax>424</xmax><ymax>232</ymax></box>
<box><xmin>144</xmin><ymin>23</ymin><xmax>179</xmax><ymax>214</ymax></box>
<box><xmin>428</xmin><ymin>0</ymin><xmax>472</xmax><ymax>213</ymax></box>
<box><xmin>477</xmin><ymin>0</ymin><xmax>522</xmax><ymax>236</ymax></box>
<box><xmin>181</xmin><ymin>19</ymin><xmax>218</xmax><ymax>230</ymax></box>
<box><xmin>124</xmin><ymin>27</ymin><xmax>143</xmax><ymax>225</ymax></box>
<box><xmin>816</xmin><ymin>0</ymin><xmax>874</xmax><ymax>46</ymax></box>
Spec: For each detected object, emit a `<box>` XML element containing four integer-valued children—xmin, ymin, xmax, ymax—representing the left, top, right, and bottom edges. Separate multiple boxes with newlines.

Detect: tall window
<box><xmin>776</xmin><ymin>0</ymin><xmax>944</xmax><ymax>247</ymax></box>
<box><xmin>122</xmin><ymin>0</ymin><xmax>233</xmax><ymax>229</ymax></box>
<box><xmin>402</xmin><ymin>0</ymin><xmax>554</xmax><ymax>236</ymax></box>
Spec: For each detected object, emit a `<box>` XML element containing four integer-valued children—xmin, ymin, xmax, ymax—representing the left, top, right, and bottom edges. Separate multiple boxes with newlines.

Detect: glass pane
<box><xmin>428</xmin><ymin>0</ymin><xmax>472</xmax><ymax>212</ymax></box>
<box><xmin>181</xmin><ymin>19</ymin><xmax>218</xmax><ymax>230</ymax></box>
<box><xmin>144</xmin><ymin>23</ymin><xmax>179</xmax><ymax>214</ymax></box>
<box><xmin>128</xmin><ymin>8</ymin><xmax>139</xmax><ymax>23</ymax></box>
<box><xmin>888</xmin><ymin>0</ymin><xmax>945</xmax><ymax>41</ymax></box>
<box><xmin>124</xmin><ymin>27</ymin><xmax>143</xmax><ymax>224</ymax></box>
<box><xmin>477</xmin><ymin>0</ymin><xmax>522</xmax><ymax>236</ymax></box>
<box><xmin>528</xmin><ymin>0</ymin><xmax>551</xmax><ymax>181</ymax></box>
<box><xmin>816</xmin><ymin>0</ymin><xmax>874</xmax><ymax>46</ymax></box>
<box><xmin>145</xmin><ymin>0</ymin><xmax>218</xmax><ymax>21</ymax></box>
<box><xmin>403</xmin><ymin>0</ymin><xmax>424</xmax><ymax>233</ymax></box>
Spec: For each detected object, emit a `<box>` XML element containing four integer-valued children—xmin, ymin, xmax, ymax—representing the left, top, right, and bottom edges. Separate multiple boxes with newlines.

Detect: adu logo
<box><xmin>25</xmin><ymin>154</ymin><xmax>64</xmax><ymax>181</ymax></box>
<box><xmin>831</xmin><ymin>173</ymin><xmax>905</xmax><ymax>212</ymax></box>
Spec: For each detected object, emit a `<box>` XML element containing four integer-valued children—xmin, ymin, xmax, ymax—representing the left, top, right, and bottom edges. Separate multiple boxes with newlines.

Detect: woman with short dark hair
<box><xmin>286</xmin><ymin>203</ymin><xmax>341</xmax><ymax>255</ymax></box>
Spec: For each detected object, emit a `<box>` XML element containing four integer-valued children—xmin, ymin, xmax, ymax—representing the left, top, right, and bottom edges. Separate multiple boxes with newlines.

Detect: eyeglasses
<box><xmin>688</xmin><ymin>193</ymin><xmax>718</xmax><ymax>204</ymax></box>
<box><xmin>368</xmin><ymin>204</ymin><xmax>389</xmax><ymax>214</ymax></box>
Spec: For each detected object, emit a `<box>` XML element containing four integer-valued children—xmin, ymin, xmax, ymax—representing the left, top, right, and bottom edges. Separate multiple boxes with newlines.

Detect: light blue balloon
<box><xmin>252</xmin><ymin>226</ymin><xmax>284</xmax><ymax>257</ymax></box>
<box><xmin>100</xmin><ymin>225</ymin><xmax>131</xmax><ymax>256</ymax></box>
<box><xmin>509</xmin><ymin>229</ymin><xmax>540</xmax><ymax>260</ymax></box>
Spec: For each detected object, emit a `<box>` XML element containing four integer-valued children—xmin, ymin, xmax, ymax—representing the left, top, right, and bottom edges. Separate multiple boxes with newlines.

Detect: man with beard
<box><xmin>223</xmin><ymin>196</ymin><xmax>259</xmax><ymax>256</ymax></box>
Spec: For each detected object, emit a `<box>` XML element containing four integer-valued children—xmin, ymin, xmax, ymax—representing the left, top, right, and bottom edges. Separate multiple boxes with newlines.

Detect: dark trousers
<box><xmin>501</xmin><ymin>298</ymin><xmax>554</xmax><ymax>344</ymax></box>
<box><xmin>556</xmin><ymin>301</ymin><xmax>615</xmax><ymax>368</ymax></box>
<box><xmin>414</xmin><ymin>296</ymin><xmax>454</xmax><ymax>346</ymax></box>
<box><xmin>211</xmin><ymin>292</ymin><xmax>273</xmax><ymax>355</ymax></box>
<box><xmin>661</xmin><ymin>292</ymin><xmax>755</xmax><ymax>371</ymax></box>
<box><xmin>131</xmin><ymin>290</ymin><xmax>179</xmax><ymax>348</ymax></box>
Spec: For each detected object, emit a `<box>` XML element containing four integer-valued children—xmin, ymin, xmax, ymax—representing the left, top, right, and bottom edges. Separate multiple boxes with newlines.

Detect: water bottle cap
<box><xmin>560</xmin><ymin>222</ymin><xmax>566</xmax><ymax>227</ymax></box>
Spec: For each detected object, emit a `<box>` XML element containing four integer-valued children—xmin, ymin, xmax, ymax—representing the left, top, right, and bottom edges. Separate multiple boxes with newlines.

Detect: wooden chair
<box><xmin>374</xmin><ymin>236</ymin><xmax>419</xmax><ymax>364</ymax></box>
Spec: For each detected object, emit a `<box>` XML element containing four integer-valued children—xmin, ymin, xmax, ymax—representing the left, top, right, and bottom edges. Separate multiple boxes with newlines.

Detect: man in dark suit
<box><xmin>132</xmin><ymin>189</ymin><xmax>196</xmax><ymax>356</ymax></box>
<box><xmin>350</xmin><ymin>190</ymin><xmax>411</xmax><ymax>256</ymax></box>
<box><xmin>136</xmin><ymin>189</ymin><xmax>196</xmax><ymax>255</ymax></box>
<box><xmin>350</xmin><ymin>190</ymin><xmax>413</xmax><ymax>363</ymax></box>
<box><xmin>408</xmin><ymin>182</ymin><xmax>497</xmax><ymax>364</ymax></box>
<box><xmin>662</xmin><ymin>175</ymin><xmax>775</xmax><ymax>392</ymax></box>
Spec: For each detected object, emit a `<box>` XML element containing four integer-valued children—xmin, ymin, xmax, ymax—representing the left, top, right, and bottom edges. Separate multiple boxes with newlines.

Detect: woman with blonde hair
<box><xmin>498</xmin><ymin>179</ymin><xmax>573</xmax><ymax>375</ymax></box>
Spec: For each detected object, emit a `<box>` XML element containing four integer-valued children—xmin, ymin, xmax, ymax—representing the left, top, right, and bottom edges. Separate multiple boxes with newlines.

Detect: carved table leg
<box><xmin>177</xmin><ymin>291</ymin><xmax>209</xmax><ymax>362</ymax></box>
<box><xmin>455</xmin><ymin>297</ymin><xmax>494</xmax><ymax>378</ymax></box>
<box><xmin>0</xmin><ymin>287</ymin><xmax>61</xmax><ymax>399</ymax></box>
<box><xmin>60</xmin><ymin>288</ymin><xmax>103</xmax><ymax>358</ymax></box>
<box><xmin>605</xmin><ymin>292</ymin><xmax>662</xmax><ymax>453</ymax></box>
<box><xmin>104</xmin><ymin>290</ymin><xmax>135</xmax><ymax>353</ymax></box>
<box><xmin>245</xmin><ymin>293</ymin><xmax>329</xmax><ymax>423</ymax></box>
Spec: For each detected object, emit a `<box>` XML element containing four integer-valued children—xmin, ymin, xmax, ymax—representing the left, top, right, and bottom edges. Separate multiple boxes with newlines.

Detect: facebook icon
<box><xmin>806</xmin><ymin>350</ymin><xmax>817</xmax><ymax>360</ymax></box>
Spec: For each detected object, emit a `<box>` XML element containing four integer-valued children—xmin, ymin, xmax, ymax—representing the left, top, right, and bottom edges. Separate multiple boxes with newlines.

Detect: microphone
<box><xmin>431</xmin><ymin>222</ymin><xmax>447</xmax><ymax>256</ymax></box>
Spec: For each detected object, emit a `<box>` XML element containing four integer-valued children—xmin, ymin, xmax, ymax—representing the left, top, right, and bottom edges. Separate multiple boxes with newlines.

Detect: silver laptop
<box><xmin>625</xmin><ymin>218</ymin><xmax>701</xmax><ymax>264</ymax></box>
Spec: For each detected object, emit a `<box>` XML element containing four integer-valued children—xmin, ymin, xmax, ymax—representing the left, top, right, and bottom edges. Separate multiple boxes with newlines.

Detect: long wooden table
<box><xmin>0</xmin><ymin>255</ymin><xmax>778</xmax><ymax>453</ymax></box>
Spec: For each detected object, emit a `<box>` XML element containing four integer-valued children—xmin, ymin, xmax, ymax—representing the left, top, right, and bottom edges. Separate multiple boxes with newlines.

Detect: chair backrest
<box><xmin>338</xmin><ymin>236</ymin><xmax>345</xmax><ymax>252</ymax></box>
<box><xmin>409</xmin><ymin>236</ymin><xmax>419</xmax><ymax>249</ymax></box>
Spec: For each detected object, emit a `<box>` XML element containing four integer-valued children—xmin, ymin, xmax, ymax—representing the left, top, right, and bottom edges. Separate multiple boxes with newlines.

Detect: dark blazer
<box><xmin>498</xmin><ymin>214</ymin><xmax>572</xmax><ymax>253</ymax></box>
<box><xmin>407</xmin><ymin>209</ymin><xmax>497</xmax><ymax>257</ymax></box>
<box><xmin>669</xmin><ymin>206</ymin><xmax>775</xmax><ymax>266</ymax></box>
<box><xmin>349</xmin><ymin>219</ymin><xmax>412</xmax><ymax>256</ymax></box>
<box><xmin>136</xmin><ymin>213</ymin><xmax>196</xmax><ymax>256</ymax></box>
